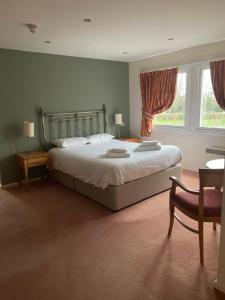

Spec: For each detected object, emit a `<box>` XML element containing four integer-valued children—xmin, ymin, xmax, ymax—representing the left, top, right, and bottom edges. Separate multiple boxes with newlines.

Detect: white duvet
<box><xmin>50</xmin><ymin>140</ymin><xmax>182</xmax><ymax>189</ymax></box>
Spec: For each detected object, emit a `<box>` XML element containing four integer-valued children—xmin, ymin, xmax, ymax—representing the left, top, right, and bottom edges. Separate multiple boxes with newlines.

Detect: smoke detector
<box><xmin>26</xmin><ymin>23</ymin><xmax>39</xmax><ymax>33</ymax></box>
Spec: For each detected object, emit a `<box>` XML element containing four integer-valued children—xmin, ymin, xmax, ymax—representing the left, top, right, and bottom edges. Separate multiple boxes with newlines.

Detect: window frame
<box><xmin>197</xmin><ymin>65</ymin><xmax>225</xmax><ymax>132</ymax></box>
<box><xmin>153</xmin><ymin>60</ymin><xmax>225</xmax><ymax>135</ymax></box>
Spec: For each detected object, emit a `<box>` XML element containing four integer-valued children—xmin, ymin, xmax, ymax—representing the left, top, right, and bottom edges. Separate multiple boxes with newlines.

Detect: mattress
<box><xmin>50</xmin><ymin>139</ymin><xmax>182</xmax><ymax>189</ymax></box>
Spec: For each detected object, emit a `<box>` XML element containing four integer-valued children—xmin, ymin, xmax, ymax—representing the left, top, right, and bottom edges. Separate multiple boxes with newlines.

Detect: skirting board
<box><xmin>0</xmin><ymin>167</ymin><xmax>191</xmax><ymax>190</ymax></box>
<box><xmin>213</xmin><ymin>279</ymin><xmax>225</xmax><ymax>295</ymax></box>
<box><xmin>0</xmin><ymin>177</ymin><xmax>43</xmax><ymax>189</ymax></box>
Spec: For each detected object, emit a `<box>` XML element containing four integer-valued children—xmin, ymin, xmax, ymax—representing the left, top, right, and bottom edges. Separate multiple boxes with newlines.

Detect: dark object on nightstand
<box><xmin>118</xmin><ymin>137</ymin><xmax>141</xmax><ymax>143</ymax></box>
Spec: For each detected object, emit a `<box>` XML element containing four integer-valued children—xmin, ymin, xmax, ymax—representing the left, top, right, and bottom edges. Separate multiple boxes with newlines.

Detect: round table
<box><xmin>206</xmin><ymin>159</ymin><xmax>225</xmax><ymax>169</ymax></box>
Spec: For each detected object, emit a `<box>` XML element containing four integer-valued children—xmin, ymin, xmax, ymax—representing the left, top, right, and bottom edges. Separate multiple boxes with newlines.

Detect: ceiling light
<box><xmin>25</xmin><ymin>23</ymin><xmax>39</xmax><ymax>34</ymax></box>
<box><xmin>83</xmin><ymin>18</ymin><xmax>92</xmax><ymax>23</ymax></box>
<box><xmin>168</xmin><ymin>38</ymin><xmax>174</xmax><ymax>41</ymax></box>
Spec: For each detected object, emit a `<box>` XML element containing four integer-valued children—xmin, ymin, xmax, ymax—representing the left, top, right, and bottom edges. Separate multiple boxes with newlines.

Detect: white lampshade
<box><xmin>115</xmin><ymin>113</ymin><xmax>122</xmax><ymax>125</ymax></box>
<box><xmin>24</xmin><ymin>121</ymin><xmax>34</xmax><ymax>138</ymax></box>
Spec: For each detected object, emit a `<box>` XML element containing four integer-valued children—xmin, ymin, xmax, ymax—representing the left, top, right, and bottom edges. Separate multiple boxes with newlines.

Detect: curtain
<box><xmin>210</xmin><ymin>60</ymin><xmax>225</xmax><ymax>110</ymax></box>
<box><xmin>140</xmin><ymin>67</ymin><xmax>178</xmax><ymax>136</ymax></box>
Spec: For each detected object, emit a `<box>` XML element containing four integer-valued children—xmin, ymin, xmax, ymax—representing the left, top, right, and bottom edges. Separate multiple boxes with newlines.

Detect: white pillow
<box><xmin>88</xmin><ymin>133</ymin><xmax>114</xmax><ymax>144</ymax></box>
<box><xmin>52</xmin><ymin>137</ymin><xmax>89</xmax><ymax>148</ymax></box>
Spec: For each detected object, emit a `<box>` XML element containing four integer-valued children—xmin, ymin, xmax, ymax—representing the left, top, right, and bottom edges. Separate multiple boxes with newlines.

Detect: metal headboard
<box><xmin>40</xmin><ymin>104</ymin><xmax>107</xmax><ymax>149</ymax></box>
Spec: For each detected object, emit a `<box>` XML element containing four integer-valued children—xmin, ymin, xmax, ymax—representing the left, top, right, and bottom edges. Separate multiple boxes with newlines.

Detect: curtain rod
<box><xmin>140</xmin><ymin>56</ymin><xmax>225</xmax><ymax>75</ymax></box>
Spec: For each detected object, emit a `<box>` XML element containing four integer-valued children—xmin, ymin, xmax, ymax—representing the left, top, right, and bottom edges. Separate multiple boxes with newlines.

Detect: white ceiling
<box><xmin>1</xmin><ymin>0</ymin><xmax>225</xmax><ymax>62</ymax></box>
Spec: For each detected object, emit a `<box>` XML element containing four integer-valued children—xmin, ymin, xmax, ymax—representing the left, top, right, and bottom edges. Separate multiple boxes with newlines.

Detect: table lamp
<box><xmin>24</xmin><ymin>121</ymin><xmax>34</xmax><ymax>153</ymax></box>
<box><xmin>115</xmin><ymin>113</ymin><xmax>123</xmax><ymax>138</ymax></box>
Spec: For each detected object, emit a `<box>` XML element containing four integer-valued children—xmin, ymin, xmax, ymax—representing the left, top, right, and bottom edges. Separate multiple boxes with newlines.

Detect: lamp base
<box><xmin>26</xmin><ymin>137</ymin><xmax>32</xmax><ymax>153</ymax></box>
<box><xmin>117</xmin><ymin>125</ymin><xmax>121</xmax><ymax>138</ymax></box>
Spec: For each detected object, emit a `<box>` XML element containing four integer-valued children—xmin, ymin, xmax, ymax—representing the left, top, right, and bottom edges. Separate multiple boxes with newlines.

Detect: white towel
<box><xmin>106</xmin><ymin>150</ymin><xmax>131</xmax><ymax>158</ymax></box>
<box><xmin>109</xmin><ymin>148</ymin><xmax>128</xmax><ymax>153</ymax></box>
<box><xmin>142</xmin><ymin>140</ymin><xmax>160</xmax><ymax>146</ymax></box>
<box><xmin>135</xmin><ymin>144</ymin><xmax>162</xmax><ymax>152</ymax></box>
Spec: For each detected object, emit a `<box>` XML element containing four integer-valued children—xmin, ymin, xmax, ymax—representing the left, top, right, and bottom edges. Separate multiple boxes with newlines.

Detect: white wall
<box><xmin>129</xmin><ymin>40</ymin><xmax>225</xmax><ymax>171</ymax></box>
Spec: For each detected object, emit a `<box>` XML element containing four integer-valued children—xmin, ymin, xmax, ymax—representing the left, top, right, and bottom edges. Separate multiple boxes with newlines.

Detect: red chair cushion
<box><xmin>174</xmin><ymin>189</ymin><xmax>222</xmax><ymax>217</ymax></box>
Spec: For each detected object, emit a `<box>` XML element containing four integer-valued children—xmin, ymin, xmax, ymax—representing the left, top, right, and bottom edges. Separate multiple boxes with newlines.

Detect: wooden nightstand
<box><xmin>16</xmin><ymin>151</ymin><xmax>51</xmax><ymax>191</ymax></box>
<box><xmin>118</xmin><ymin>137</ymin><xmax>141</xmax><ymax>143</ymax></box>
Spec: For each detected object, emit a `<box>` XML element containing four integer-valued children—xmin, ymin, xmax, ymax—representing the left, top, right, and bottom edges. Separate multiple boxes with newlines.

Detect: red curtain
<box><xmin>210</xmin><ymin>60</ymin><xmax>225</xmax><ymax>110</ymax></box>
<box><xmin>140</xmin><ymin>68</ymin><xmax>178</xmax><ymax>136</ymax></box>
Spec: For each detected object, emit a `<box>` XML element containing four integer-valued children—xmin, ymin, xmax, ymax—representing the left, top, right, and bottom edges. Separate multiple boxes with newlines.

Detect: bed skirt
<box><xmin>51</xmin><ymin>164</ymin><xmax>182</xmax><ymax>211</ymax></box>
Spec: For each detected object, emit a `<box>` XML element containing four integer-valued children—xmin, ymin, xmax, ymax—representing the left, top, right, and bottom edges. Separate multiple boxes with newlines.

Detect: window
<box><xmin>199</xmin><ymin>68</ymin><xmax>225</xmax><ymax>129</ymax></box>
<box><xmin>151</xmin><ymin>62</ymin><xmax>225</xmax><ymax>133</ymax></box>
<box><xmin>154</xmin><ymin>71</ymin><xmax>187</xmax><ymax>127</ymax></box>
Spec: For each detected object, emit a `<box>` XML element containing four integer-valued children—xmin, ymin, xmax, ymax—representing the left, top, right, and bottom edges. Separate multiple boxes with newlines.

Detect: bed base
<box><xmin>51</xmin><ymin>164</ymin><xmax>182</xmax><ymax>211</ymax></box>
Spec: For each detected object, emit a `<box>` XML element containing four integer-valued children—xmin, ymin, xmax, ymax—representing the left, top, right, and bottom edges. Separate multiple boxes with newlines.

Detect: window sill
<box><xmin>153</xmin><ymin>125</ymin><xmax>187</xmax><ymax>132</ymax></box>
<box><xmin>153</xmin><ymin>125</ymin><xmax>225</xmax><ymax>136</ymax></box>
<box><xmin>195</xmin><ymin>127</ymin><xmax>225</xmax><ymax>136</ymax></box>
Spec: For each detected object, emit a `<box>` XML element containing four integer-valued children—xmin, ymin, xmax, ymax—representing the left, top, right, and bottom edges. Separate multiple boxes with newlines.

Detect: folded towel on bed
<box><xmin>106</xmin><ymin>149</ymin><xmax>131</xmax><ymax>158</ymax></box>
<box><xmin>141</xmin><ymin>140</ymin><xmax>160</xmax><ymax>146</ymax></box>
<box><xmin>109</xmin><ymin>148</ymin><xmax>128</xmax><ymax>153</ymax></box>
<box><xmin>135</xmin><ymin>143</ymin><xmax>162</xmax><ymax>152</ymax></box>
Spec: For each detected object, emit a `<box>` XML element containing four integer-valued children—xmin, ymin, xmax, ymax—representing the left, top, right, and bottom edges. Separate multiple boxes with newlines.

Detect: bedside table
<box><xmin>16</xmin><ymin>151</ymin><xmax>51</xmax><ymax>191</ymax></box>
<box><xmin>118</xmin><ymin>137</ymin><xmax>141</xmax><ymax>143</ymax></box>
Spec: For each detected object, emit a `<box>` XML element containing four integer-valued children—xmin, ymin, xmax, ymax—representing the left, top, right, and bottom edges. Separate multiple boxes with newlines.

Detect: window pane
<box><xmin>154</xmin><ymin>72</ymin><xmax>186</xmax><ymax>126</ymax></box>
<box><xmin>200</xmin><ymin>69</ymin><xmax>225</xmax><ymax>129</ymax></box>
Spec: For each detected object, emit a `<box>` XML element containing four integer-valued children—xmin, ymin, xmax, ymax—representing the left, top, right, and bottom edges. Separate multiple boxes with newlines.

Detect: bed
<box><xmin>40</xmin><ymin>105</ymin><xmax>182</xmax><ymax>211</ymax></box>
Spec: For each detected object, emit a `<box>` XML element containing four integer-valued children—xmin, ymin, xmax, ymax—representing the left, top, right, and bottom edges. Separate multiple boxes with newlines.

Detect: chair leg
<box><xmin>198</xmin><ymin>221</ymin><xmax>204</xmax><ymax>265</ymax></box>
<box><xmin>168</xmin><ymin>202</ymin><xmax>174</xmax><ymax>237</ymax></box>
<box><xmin>213</xmin><ymin>222</ymin><xmax>217</xmax><ymax>231</ymax></box>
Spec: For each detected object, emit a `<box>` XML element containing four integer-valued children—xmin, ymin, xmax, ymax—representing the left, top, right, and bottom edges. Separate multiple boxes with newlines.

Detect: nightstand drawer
<box><xmin>27</xmin><ymin>156</ymin><xmax>48</xmax><ymax>167</ymax></box>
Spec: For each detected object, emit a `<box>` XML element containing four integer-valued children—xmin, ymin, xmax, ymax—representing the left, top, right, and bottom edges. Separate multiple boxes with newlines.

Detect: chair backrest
<box><xmin>198</xmin><ymin>168</ymin><xmax>223</xmax><ymax>218</ymax></box>
<box><xmin>199</xmin><ymin>168</ymin><xmax>224</xmax><ymax>189</ymax></box>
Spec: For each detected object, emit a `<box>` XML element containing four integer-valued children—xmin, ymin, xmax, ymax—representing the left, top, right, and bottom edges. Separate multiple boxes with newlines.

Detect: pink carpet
<box><xmin>0</xmin><ymin>170</ymin><xmax>224</xmax><ymax>300</ymax></box>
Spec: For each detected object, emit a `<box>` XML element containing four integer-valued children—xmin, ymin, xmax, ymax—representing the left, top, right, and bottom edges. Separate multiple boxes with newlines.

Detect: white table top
<box><xmin>206</xmin><ymin>159</ymin><xmax>225</xmax><ymax>169</ymax></box>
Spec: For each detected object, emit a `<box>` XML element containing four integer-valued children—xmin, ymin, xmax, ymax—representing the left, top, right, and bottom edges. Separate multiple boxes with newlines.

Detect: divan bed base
<box><xmin>51</xmin><ymin>164</ymin><xmax>182</xmax><ymax>211</ymax></box>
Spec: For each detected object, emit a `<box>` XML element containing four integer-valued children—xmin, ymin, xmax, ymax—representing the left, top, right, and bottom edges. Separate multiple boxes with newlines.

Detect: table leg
<box><xmin>16</xmin><ymin>163</ymin><xmax>21</xmax><ymax>185</ymax></box>
<box><xmin>24</xmin><ymin>161</ymin><xmax>29</xmax><ymax>191</ymax></box>
<box><xmin>47</xmin><ymin>156</ymin><xmax>53</xmax><ymax>182</ymax></box>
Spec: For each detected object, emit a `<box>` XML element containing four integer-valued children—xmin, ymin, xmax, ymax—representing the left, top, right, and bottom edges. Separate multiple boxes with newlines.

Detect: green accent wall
<box><xmin>0</xmin><ymin>49</ymin><xmax>129</xmax><ymax>185</ymax></box>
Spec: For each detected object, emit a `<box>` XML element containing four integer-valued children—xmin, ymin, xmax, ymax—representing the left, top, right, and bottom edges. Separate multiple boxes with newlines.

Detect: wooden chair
<box><xmin>168</xmin><ymin>168</ymin><xmax>223</xmax><ymax>265</ymax></box>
